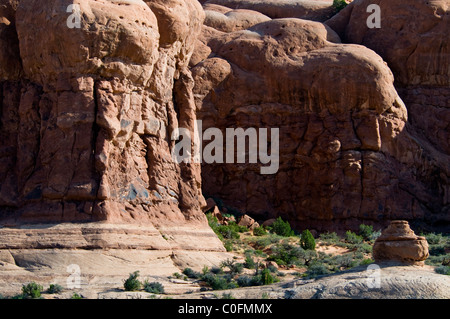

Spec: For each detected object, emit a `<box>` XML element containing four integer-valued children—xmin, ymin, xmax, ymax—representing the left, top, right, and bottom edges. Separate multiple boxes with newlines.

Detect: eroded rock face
<box><xmin>373</xmin><ymin>220</ymin><xmax>429</xmax><ymax>265</ymax></box>
<box><xmin>204</xmin><ymin>4</ymin><xmax>271</xmax><ymax>32</ymax></box>
<box><xmin>325</xmin><ymin>0</ymin><xmax>450</xmax><ymax>230</ymax></box>
<box><xmin>203</xmin><ymin>0</ymin><xmax>337</xmax><ymax>21</ymax></box>
<box><xmin>0</xmin><ymin>0</ymin><xmax>224</xmax><ymax>255</ymax></box>
<box><xmin>193</xmin><ymin>12</ymin><xmax>447</xmax><ymax>231</ymax></box>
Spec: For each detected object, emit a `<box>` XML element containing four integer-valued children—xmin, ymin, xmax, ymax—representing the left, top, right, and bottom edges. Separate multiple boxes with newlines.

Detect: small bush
<box><xmin>359</xmin><ymin>258</ymin><xmax>375</xmax><ymax>266</ymax></box>
<box><xmin>253</xmin><ymin>226</ymin><xmax>267</xmax><ymax>236</ymax></box>
<box><xmin>355</xmin><ymin>242</ymin><xmax>373</xmax><ymax>254</ymax></box>
<box><xmin>220</xmin><ymin>259</ymin><xmax>244</xmax><ymax>276</ymax></box>
<box><xmin>244</xmin><ymin>254</ymin><xmax>256</xmax><ymax>269</ymax></box>
<box><xmin>250</xmin><ymin>234</ymin><xmax>283</xmax><ymax>249</ymax></box>
<box><xmin>172</xmin><ymin>272</ymin><xmax>182</xmax><ymax>279</ymax></box>
<box><xmin>435</xmin><ymin>265</ymin><xmax>450</xmax><ymax>276</ymax></box>
<box><xmin>221</xmin><ymin>293</ymin><xmax>235</xmax><ymax>299</ymax></box>
<box><xmin>430</xmin><ymin>245</ymin><xmax>446</xmax><ymax>256</ymax></box>
<box><xmin>216</xmin><ymin>225</ymin><xmax>240</xmax><ymax>240</ymax></box>
<box><xmin>358</xmin><ymin>224</ymin><xmax>374</xmax><ymax>241</ymax></box>
<box><xmin>300</xmin><ymin>229</ymin><xmax>316</xmax><ymax>250</ymax></box>
<box><xmin>333</xmin><ymin>0</ymin><xmax>348</xmax><ymax>12</ymax></box>
<box><xmin>305</xmin><ymin>262</ymin><xmax>330</xmax><ymax>278</ymax></box>
<box><xmin>345</xmin><ymin>231</ymin><xmax>364</xmax><ymax>244</ymax></box>
<box><xmin>144</xmin><ymin>281</ymin><xmax>165</xmax><ymax>294</ymax></box>
<box><xmin>210</xmin><ymin>266</ymin><xmax>223</xmax><ymax>275</ymax></box>
<box><xmin>123</xmin><ymin>271</ymin><xmax>142</xmax><ymax>291</ymax></box>
<box><xmin>319</xmin><ymin>232</ymin><xmax>340</xmax><ymax>244</ymax></box>
<box><xmin>236</xmin><ymin>275</ymin><xmax>254</xmax><ymax>287</ymax></box>
<box><xmin>333</xmin><ymin>254</ymin><xmax>358</xmax><ymax>270</ymax></box>
<box><xmin>47</xmin><ymin>284</ymin><xmax>63</xmax><ymax>294</ymax></box>
<box><xmin>22</xmin><ymin>282</ymin><xmax>43</xmax><ymax>299</ymax></box>
<box><xmin>260</xmin><ymin>268</ymin><xmax>276</xmax><ymax>285</ymax></box>
<box><xmin>268</xmin><ymin>243</ymin><xmax>316</xmax><ymax>267</ymax></box>
<box><xmin>202</xmin><ymin>273</ymin><xmax>238</xmax><ymax>290</ymax></box>
<box><xmin>224</xmin><ymin>241</ymin><xmax>233</xmax><ymax>252</ymax></box>
<box><xmin>271</xmin><ymin>217</ymin><xmax>295</xmax><ymax>237</ymax></box>
<box><xmin>183</xmin><ymin>268</ymin><xmax>201</xmax><ymax>279</ymax></box>
<box><xmin>426</xmin><ymin>233</ymin><xmax>444</xmax><ymax>245</ymax></box>
<box><xmin>71</xmin><ymin>292</ymin><xmax>82</xmax><ymax>299</ymax></box>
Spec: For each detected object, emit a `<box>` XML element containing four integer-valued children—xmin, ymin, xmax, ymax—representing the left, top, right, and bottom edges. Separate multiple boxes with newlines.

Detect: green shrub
<box><xmin>268</xmin><ymin>243</ymin><xmax>298</xmax><ymax>266</ymax></box>
<box><xmin>244</xmin><ymin>254</ymin><xmax>256</xmax><ymax>269</ymax></box>
<box><xmin>236</xmin><ymin>275</ymin><xmax>254</xmax><ymax>287</ymax></box>
<box><xmin>319</xmin><ymin>232</ymin><xmax>340</xmax><ymax>244</ymax></box>
<box><xmin>144</xmin><ymin>281</ymin><xmax>165</xmax><ymax>294</ymax></box>
<box><xmin>47</xmin><ymin>284</ymin><xmax>63</xmax><ymax>294</ymax></box>
<box><xmin>355</xmin><ymin>242</ymin><xmax>373</xmax><ymax>254</ymax></box>
<box><xmin>435</xmin><ymin>265</ymin><xmax>450</xmax><ymax>276</ymax></box>
<box><xmin>221</xmin><ymin>293</ymin><xmax>235</xmax><ymax>299</ymax></box>
<box><xmin>345</xmin><ymin>231</ymin><xmax>364</xmax><ymax>244</ymax></box>
<box><xmin>202</xmin><ymin>273</ymin><xmax>238</xmax><ymax>290</ymax></box>
<box><xmin>22</xmin><ymin>282</ymin><xmax>43</xmax><ymax>299</ymax></box>
<box><xmin>183</xmin><ymin>268</ymin><xmax>201</xmax><ymax>279</ymax></box>
<box><xmin>253</xmin><ymin>226</ymin><xmax>267</xmax><ymax>236</ymax></box>
<box><xmin>358</xmin><ymin>224</ymin><xmax>374</xmax><ymax>241</ymax></box>
<box><xmin>224</xmin><ymin>240</ymin><xmax>233</xmax><ymax>252</ymax></box>
<box><xmin>333</xmin><ymin>254</ymin><xmax>358</xmax><ymax>270</ymax></box>
<box><xmin>271</xmin><ymin>217</ymin><xmax>295</xmax><ymax>237</ymax></box>
<box><xmin>172</xmin><ymin>272</ymin><xmax>182</xmax><ymax>279</ymax></box>
<box><xmin>259</xmin><ymin>268</ymin><xmax>276</xmax><ymax>285</ymax></box>
<box><xmin>300</xmin><ymin>229</ymin><xmax>316</xmax><ymax>250</ymax></box>
<box><xmin>216</xmin><ymin>225</ymin><xmax>240</xmax><ymax>240</ymax></box>
<box><xmin>333</xmin><ymin>0</ymin><xmax>348</xmax><ymax>12</ymax></box>
<box><xmin>210</xmin><ymin>266</ymin><xmax>223</xmax><ymax>275</ymax></box>
<box><xmin>425</xmin><ymin>233</ymin><xmax>444</xmax><ymax>245</ymax></box>
<box><xmin>305</xmin><ymin>262</ymin><xmax>330</xmax><ymax>278</ymax></box>
<box><xmin>71</xmin><ymin>292</ymin><xmax>82</xmax><ymax>299</ymax></box>
<box><xmin>430</xmin><ymin>245</ymin><xmax>446</xmax><ymax>256</ymax></box>
<box><xmin>359</xmin><ymin>258</ymin><xmax>375</xmax><ymax>266</ymax></box>
<box><xmin>249</xmin><ymin>234</ymin><xmax>283</xmax><ymax>249</ymax></box>
<box><xmin>220</xmin><ymin>259</ymin><xmax>244</xmax><ymax>276</ymax></box>
<box><xmin>268</xmin><ymin>243</ymin><xmax>316</xmax><ymax>267</ymax></box>
<box><xmin>123</xmin><ymin>271</ymin><xmax>142</xmax><ymax>291</ymax></box>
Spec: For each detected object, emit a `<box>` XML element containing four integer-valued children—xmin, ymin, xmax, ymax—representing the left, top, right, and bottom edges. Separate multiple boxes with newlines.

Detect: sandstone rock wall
<box><xmin>193</xmin><ymin>0</ymin><xmax>449</xmax><ymax>232</ymax></box>
<box><xmin>0</xmin><ymin>0</ymin><xmax>225</xmax><ymax>256</ymax></box>
<box><xmin>0</xmin><ymin>0</ymin><xmax>198</xmax><ymax>224</ymax></box>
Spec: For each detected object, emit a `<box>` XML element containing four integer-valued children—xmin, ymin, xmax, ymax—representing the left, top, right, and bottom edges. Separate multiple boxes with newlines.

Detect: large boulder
<box><xmin>204</xmin><ymin>0</ymin><xmax>337</xmax><ymax>21</ymax></box>
<box><xmin>373</xmin><ymin>220</ymin><xmax>429</xmax><ymax>265</ymax></box>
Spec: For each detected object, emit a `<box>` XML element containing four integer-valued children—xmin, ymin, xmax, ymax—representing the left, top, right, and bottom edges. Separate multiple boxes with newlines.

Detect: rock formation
<box><xmin>201</xmin><ymin>0</ymin><xmax>338</xmax><ymax>21</ymax></box>
<box><xmin>192</xmin><ymin>0</ymin><xmax>449</xmax><ymax>232</ymax></box>
<box><xmin>0</xmin><ymin>0</ymin><xmax>226</xmax><ymax>276</ymax></box>
<box><xmin>373</xmin><ymin>220</ymin><xmax>429</xmax><ymax>265</ymax></box>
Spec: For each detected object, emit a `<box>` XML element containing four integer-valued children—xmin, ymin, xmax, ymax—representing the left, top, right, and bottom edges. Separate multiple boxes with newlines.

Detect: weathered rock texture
<box><xmin>0</xmin><ymin>0</ymin><xmax>226</xmax><ymax>275</ymax></box>
<box><xmin>204</xmin><ymin>4</ymin><xmax>271</xmax><ymax>32</ymax></box>
<box><xmin>202</xmin><ymin>0</ymin><xmax>337</xmax><ymax>21</ymax></box>
<box><xmin>193</xmin><ymin>1</ymin><xmax>449</xmax><ymax>232</ymax></box>
<box><xmin>324</xmin><ymin>0</ymin><xmax>450</xmax><ymax>230</ymax></box>
<box><xmin>373</xmin><ymin>220</ymin><xmax>429</xmax><ymax>265</ymax></box>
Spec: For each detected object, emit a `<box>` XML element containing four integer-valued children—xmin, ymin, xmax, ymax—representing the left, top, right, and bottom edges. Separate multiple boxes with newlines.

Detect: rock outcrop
<box><xmin>204</xmin><ymin>4</ymin><xmax>271</xmax><ymax>32</ymax></box>
<box><xmin>0</xmin><ymin>0</ymin><xmax>226</xmax><ymax>278</ymax></box>
<box><xmin>202</xmin><ymin>0</ymin><xmax>337</xmax><ymax>21</ymax></box>
<box><xmin>192</xmin><ymin>0</ymin><xmax>449</xmax><ymax>232</ymax></box>
<box><xmin>373</xmin><ymin>220</ymin><xmax>429</xmax><ymax>265</ymax></box>
<box><xmin>325</xmin><ymin>0</ymin><xmax>450</xmax><ymax>229</ymax></box>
